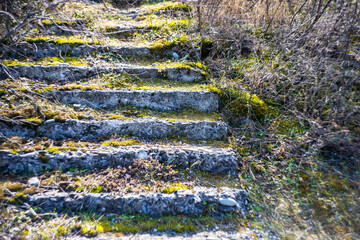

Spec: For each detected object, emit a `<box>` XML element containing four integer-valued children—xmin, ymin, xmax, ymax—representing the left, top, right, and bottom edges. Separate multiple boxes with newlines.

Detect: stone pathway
<box><xmin>0</xmin><ymin>1</ymin><xmax>260</xmax><ymax>239</ymax></box>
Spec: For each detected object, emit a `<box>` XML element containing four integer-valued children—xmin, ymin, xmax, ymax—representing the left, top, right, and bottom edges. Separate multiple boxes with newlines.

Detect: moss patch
<box><xmin>25</xmin><ymin>37</ymin><xmax>100</xmax><ymax>46</ymax></box>
<box><xmin>149</xmin><ymin>3</ymin><xmax>192</xmax><ymax>13</ymax></box>
<box><xmin>101</xmin><ymin>139</ymin><xmax>142</xmax><ymax>147</ymax></box>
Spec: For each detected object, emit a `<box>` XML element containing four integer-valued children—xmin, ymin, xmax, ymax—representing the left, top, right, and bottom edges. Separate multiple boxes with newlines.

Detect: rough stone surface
<box><xmin>0</xmin><ymin>65</ymin><xmax>203</xmax><ymax>82</ymax></box>
<box><xmin>0</xmin><ymin>145</ymin><xmax>238</xmax><ymax>174</ymax></box>
<box><xmin>49</xmin><ymin>90</ymin><xmax>219</xmax><ymax>112</ymax></box>
<box><xmin>219</xmin><ymin>198</ymin><xmax>237</xmax><ymax>207</ymax></box>
<box><xmin>0</xmin><ymin>119</ymin><xmax>227</xmax><ymax>141</ymax></box>
<box><xmin>69</xmin><ymin>230</ymin><xmax>265</xmax><ymax>240</ymax></box>
<box><xmin>1</xmin><ymin>42</ymin><xmax>150</xmax><ymax>58</ymax></box>
<box><xmin>37</xmin><ymin>119</ymin><xmax>227</xmax><ymax>140</ymax></box>
<box><xmin>28</xmin><ymin>177</ymin><xmax>40</xmax><ymax>187</ymax></box>
<box><xmin>27</xmin><ymin>187</ymin><xmax>248</xmax><ymax>218</ymax></box>
<box><xmin>0</xmin><ymin>122</ymin><xmax>36</xmax><ymax>138</ymax></box>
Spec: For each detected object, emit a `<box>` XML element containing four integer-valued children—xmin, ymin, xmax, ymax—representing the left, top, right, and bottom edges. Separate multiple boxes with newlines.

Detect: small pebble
<box><xmin>28</xmin><ymin>177</ymin><xmax>40</xmax><ymax>187</ymax></box>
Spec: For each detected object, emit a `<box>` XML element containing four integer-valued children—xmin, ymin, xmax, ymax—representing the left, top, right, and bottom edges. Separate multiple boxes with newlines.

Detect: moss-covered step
<box><xmin>1</xmin><ymin>40</ymin><xmax>150</xmax><ymax>58</ymax></box>
<box><xmin>26</xmin><ymin>187</ymin><xmax>247</xmax><ymax>217</ymax></box>
<box><xmin>47</xmin><ymin>90</ymin><xmax>218</xmax><ymax>112</ymax></box>
<box><xmin>0</xmin><ymin>144</ymin><xmax>237</xmax><ymax>174</ymax></box>
<box><xmin>0</xmin><ymin>64</ymin><xmax>204</xmax><ymax>82</ymax></box>
<box><xmin>0</xmin><ymin>119</ymin><xmax>227</xmax><ymax>140</ymax></box>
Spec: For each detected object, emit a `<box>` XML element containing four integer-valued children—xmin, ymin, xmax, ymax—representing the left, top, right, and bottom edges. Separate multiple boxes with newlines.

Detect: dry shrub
<box><xmin>198</xmin><ymin>0</ymin><xmax>360</xmax><ymax>129</ymax></box>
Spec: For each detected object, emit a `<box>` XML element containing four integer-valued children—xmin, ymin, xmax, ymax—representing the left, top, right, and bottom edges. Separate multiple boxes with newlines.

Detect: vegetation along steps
<box><xmin>0</xmin><ymin>0</ymin><xmax>257</xmax><ymax>239</ymax></box>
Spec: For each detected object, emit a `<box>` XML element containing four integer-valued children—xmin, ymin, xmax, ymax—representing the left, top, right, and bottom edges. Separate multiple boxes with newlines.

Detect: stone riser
<box><xmin>0</xmin><ymin>119</ymin><xmax>227</xmax><ymax>140</ymax></box>
<box><xmin>0</xmin><ymin>145</ymin><xmax>238</xmax><ymax>174</ymax></box>
<box><xmin>49</xmin><ymin>90</ymin><xmax>218</xmax><ymax>112</ymax></box>
<box><xmin>0</xmin><ymin>65</ymin><xmax>203</xmax><ymax>82</ymax></box>
<box><xmin>1</xmin><ymin>42</ymin><xmax>150</xmax><ymax>59</ymax></box>
<box><xmin>27</xmin><ymin>187</ymin><xmax>248</xmax><ymax>218</ymax></box>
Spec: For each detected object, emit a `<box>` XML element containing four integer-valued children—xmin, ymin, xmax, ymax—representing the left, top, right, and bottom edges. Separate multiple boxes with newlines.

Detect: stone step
<box><xmin>0</xmin><ymin>64</ymin><xmax>204</xmax><ymax>82</ymax></box>
<box><xmin>1</xmin><ymin>41</ymin><xmax>151</xmax><ymax>59</ymax></box>
<box><xmin>26</xmin><ymin>187</ymin><xmax>247</xmax><ymax>218</ymax></box>
<box><xmin>69</xmin><ymin>231</ymin><xmax>261</xmax><ymax>240</ymax></box>
<box><xmin>0</xmin><ymin>119</ymin><xmax>227</xmax><ymax>140</ymax></box>
<box><xmin>0</xmin><ymin>144</ymin><xmax>237</xmax><ymax>174</ymax></box>
<box><xmin>48</xmin><ymin>90</ymin><xmax>218</xmax><ymax>112</ymax></box>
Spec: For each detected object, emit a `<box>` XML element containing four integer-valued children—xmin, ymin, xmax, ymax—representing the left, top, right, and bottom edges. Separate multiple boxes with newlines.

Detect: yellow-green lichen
<box><xmin>162</xmin><ymin>183</ymin><xmax>188</xmax><ymax>194</ymax></box>
<box><xmin>101</xmin><ymin>139</ymin><xmax>142</xmax><ymax>147</ymax></box>
<box><xmin>24</xmin><ymin>118</ymin><xmax>43</xmax><ymax>125</ymax></box>
<box><xmin>149</xmin><ymin>37</ymin><xmax>190</xmax><ymax>54</ymax></box>
<box><xmin>25</xmin><ymin>37</ymin><xmax>100</xmax><ymax>46</ymax></box>
<box><xmin>149</xmin><ymin>3</ymin><xmax>192</xmax><ymax>13</ymax></box>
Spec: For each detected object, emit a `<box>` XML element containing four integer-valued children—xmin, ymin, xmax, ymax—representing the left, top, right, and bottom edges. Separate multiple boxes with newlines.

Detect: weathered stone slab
<box><xmin>37</xmin><ymin>119</ymin><xmax>227</xmax><ymax>140</ymax></box>
<box><xmin>0</xmin><ymin>64</ymin><xmax>203</xmax><ymax>82</ymax></box>
<box><xmin>49</xmin><ymin>90</ymin><xmax>218</xmax><ymax>112</ymax></box>
<box><xmin>0</xmin><ymin>145</ymin><xmax>238</xmax><ymax>174</ymax></box>
<box><xmin>1</xmin><ymin>42</ymin><xmax>150</xmax><ymax>58</ymax></box>
<box><xmin>0</xmin><ymin>119</ymin><xmax>227</xmax><ymax>140</ymax></box>
<box><xmin>27</xmin><ymin>187</ymin><xmax>248</xmax><ymax>217</ymax></box>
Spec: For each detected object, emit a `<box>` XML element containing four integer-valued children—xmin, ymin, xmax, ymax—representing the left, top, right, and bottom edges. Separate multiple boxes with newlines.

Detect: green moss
<box><xmin>24</xmin><ymin>117</ymin><xmax>43</xmax><ymax>125</ymax></box>
<box><xmin>40</xmin><ymin>20</ymin><xmax>84</xmax><ymax>28</ymax></box>
<box><xmin>0</xmin><ymin>88</ymin><xmax>6</xmax><ymax>96</ymax></box>
<box><xmin>146</xmin><ymin>19</ymin><xmax>191</xmax><ymax>31</ymax></box>
<box><xmin>3</xmin><ymin>57</ymin><xmax>88</xmax><ymax>67</ymax></box>
<box><xmin>149</xmin><ymin>3</ymin><xmax>192</xmax><ymax>12</ymax></box>
<box><xmin>45</xmin><ymin>147</ymin><xmax>61</xmax><ymax>154</ymax></box>
<box><xmin>101</xmin><ymin>139</ymin><xmax>142</xmax><ymax>147</ymax></box>
<box><xmin>56</xmin><ymin>226</ymin><xmax>70</xmax><ymax>236</ymax></box>
<box><xmin>220</xmin><ymin>88</ymin><xmax>269</xmax><ymax>120</ymax></box>
<box><xmin>148</xmin><ymin>37</ymin><xmax>190</xmax><ymax>54</ymax></box>
<box><xmin>90</xmin><ymin>186</ymin><xmax>103</xmax><ymax>193</ymax></box>
<box><xmin>25</xmin><ymin>37</ymin><xmax>100</xmax><ymax>47</ymax></box>
<box><xmin>162</xmin><ymin>183</ymin><xmax>188</xmax><ymax>194</ymax></box>
<box><xmin>9</xmin><ymin>192</ymin><xmax>27</xmax><ymax>205</ymax></box>
<box><xmin>2</xmin><ymin>60</ymin><xmax>27</xmax><ymax>67</ymax></box>
<box><xmin>80</xmin><ymin>226</ymin><xmax>98</xmax><ymax>237</ymax></box>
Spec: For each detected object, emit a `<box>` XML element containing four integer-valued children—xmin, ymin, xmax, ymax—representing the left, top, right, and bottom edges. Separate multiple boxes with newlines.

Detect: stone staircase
<box><xmin>0</xmin><ymin>1</ymin><xmax>252</xmax><ymax>239</ymax></box>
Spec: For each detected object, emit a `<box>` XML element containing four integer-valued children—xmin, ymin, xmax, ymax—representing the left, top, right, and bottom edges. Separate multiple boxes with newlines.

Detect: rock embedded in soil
<box><xmin>26</xmin><ymin>187</ymin><xmax>248</xmax><ymax>218</ymax></box>
<box><xmin>0</xmin><ymin>145</ymin><xmax>238</xmax><ymax>174</ymax></box>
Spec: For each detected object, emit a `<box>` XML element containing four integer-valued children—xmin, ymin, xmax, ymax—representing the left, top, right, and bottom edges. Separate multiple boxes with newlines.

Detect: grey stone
<box><xmin>171</xmin><ymin>52</ymin><xmax>180</xmax><ymax>60</ymax></box>
<box><xmin>0</xmin><ymin>119</ymin><xmax>227</xmax><ymax>141</ymax></box>
<box><xmin>0</xmin><ymin>145</ymin><xmax>238</xmax><ymax>174</ymax></box>
<box><xmin>28</xmin><ymin>177</ymin><xmax>40</xmax><ymax>187</ymax></box>
<box><xmin>0</xmin><ymin>64</ymin><xmax>204</xmax><ymax>82</ymax></box>
<box><xmin>219</xmin><ymin>198</ymin><xmax>237</xmax><ymax>207</ymax></box>
<box><xmin>48</xmin><ymin>90</ymin><xmax>219</xmax><ymax>112</ymax></box>
<box><xmin>27</xmin><ymin>187</ymin><xmax>248</xmax><ymax>218</ymax></box>
<box><xmin>37</xmin><ymin>119</ymin><xmax>227</xmax><ymax>141</ymax></box>
<box><xmin>0</xmin><ymin>42</ymin><xmax>151</xmax><ymax>59</ymax></box>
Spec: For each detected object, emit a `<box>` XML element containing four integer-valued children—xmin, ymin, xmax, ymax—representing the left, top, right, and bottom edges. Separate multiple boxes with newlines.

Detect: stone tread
<box><xmin>48</xmin><ymin>90</ymin><xmax>218</xmax><ymax>112</ymax></box>
<box><xmin>1</xmin><ymin>42</ymin><xmax>151</xmax><ymax>58</ymax></box>
<box><xmin>0</xmin><ymin>118</ymin><xmax>227</xmax><ymax>140</ymax></box>
<box><xmin>26</xmin><ymin>187</ymin><xmax>247</xmax><ymax>217</ymax></box>
<box><xmin>0</xmin><ymin>144</ymin><xmax>237</xmax><ymax>174</ymax></box>
<box><xmin>69</xmin><ymin>230</ymin><xmax>262</xmax><ymax>240</ymax></box>
<box><xmin>0</xmin><ymin>64</ymin><xmax>203</xmax><ymax>82</ymax></box>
